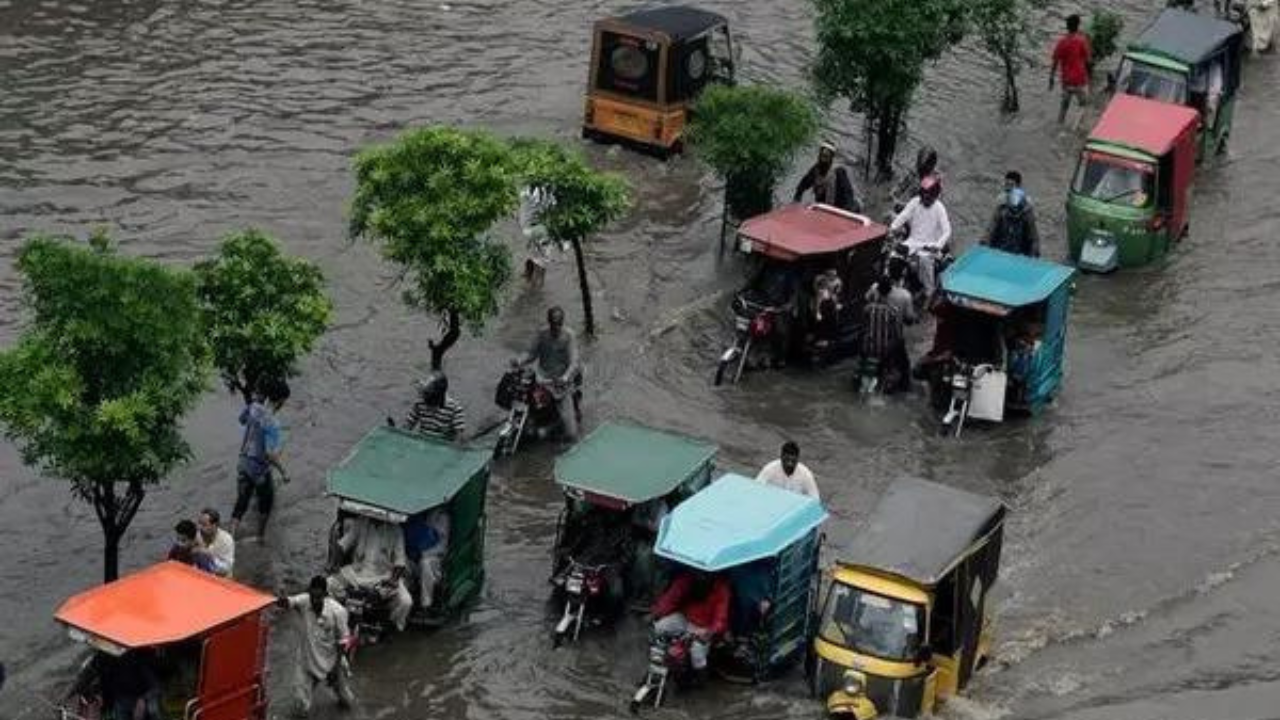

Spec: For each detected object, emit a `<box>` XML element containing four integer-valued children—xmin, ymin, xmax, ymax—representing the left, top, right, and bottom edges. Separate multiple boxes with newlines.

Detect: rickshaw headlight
<box><xmin>841</xmin><ymin>670</ymin><xmax>864</xmax><ymax>697</ymax></box>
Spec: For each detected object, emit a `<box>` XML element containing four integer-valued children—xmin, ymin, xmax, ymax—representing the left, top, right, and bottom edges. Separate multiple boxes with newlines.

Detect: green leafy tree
<box><xmin>970</xmin><ymin>0</ymin><xmax>1045</xmax><ymax>113</ymax></box>
<box><xmin>1087</xmin><ymin>9</ymin><xmax>1125</xmax><ymax>68</ymax></box>
<box><xmin>0</xmin><ymin>233</ymin><xmax>209</xmax><ymax>582</ymax></box>
<box><xmin>514</xmin><ymin>139</ymin><xmax>631</xmax><ymax>336</ymax></box>
<box><xmin>350</xmin><ymin>127</ymin><xmax>520</xmax><ymax>369</ymax></box>
<box><xmin>811</xmin><ymin>0</ymin><xmax>968</xmax><ymax>176</ymax></box>
<box><xmin>194</xmin><ymin>230</ymin><xmax>333</xmax><ymax>403</ymax></box>
<box><xmin>686</xmin><ymin>84</ymin><xmax>819</xmax><ymax>231</ymax></box>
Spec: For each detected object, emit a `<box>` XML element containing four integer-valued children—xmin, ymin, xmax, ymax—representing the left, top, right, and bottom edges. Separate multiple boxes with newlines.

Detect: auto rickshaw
<box><xmin>920</xmin><ymin>247</ymin><xmax>1075</xmax><ymax>437</ymax></box>
<box><xmin>550</xmin><ymin>421</ymin><xmax>717</xmax><ymax>646</ymax></box>
<box><xmin>631</xmin><ymin>474</ymin><xmax>828</xmax><ymax>710</ymax></box>
<box><xmin>715</xmin><ymin>203</ymin><xmax>888</xmax><ymax>385</ymax></box>
<box><xmin>812</xmin><ymin>478</ymin><xmax>1007</xmax><ymax>719</ymax></box>
<box><xmin>1066</xmin><ymin>94</ymin><xmax>1200</xmax><ymax>272</ymax></box>
<box><xmin>326</xmin><ymin>425</ymin><xmax>491</xmax><ymax>641</ymax></box>
<box><xmin>55</xmin><ymin>561</ymin><xmax>274</xmax><ymax>720</ymax></box>
<box><xmin>1115</xmin><ymin>8</ymin><xmax>1244</xmax><ymax>159</ymax></box>
<box><xmin>583</xmin><ymin>5</ymin><xmax>736</xmax><ymax>155</ymax></box>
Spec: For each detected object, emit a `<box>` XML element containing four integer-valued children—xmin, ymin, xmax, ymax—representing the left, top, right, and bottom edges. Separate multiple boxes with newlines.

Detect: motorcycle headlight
<box><xmin>841</xmin><ymin>670</ymin><xmax>864</xmax><ymax>697</ymax></box>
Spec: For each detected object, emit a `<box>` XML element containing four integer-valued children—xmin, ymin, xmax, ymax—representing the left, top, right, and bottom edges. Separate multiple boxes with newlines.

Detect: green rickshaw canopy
<box><xmin>327</xmin><ymin>426</ymin><xmax>491</xmax><ymax>516</ymax></box>
<box><xmin>554</xmin><ymin>421</ymin><xmax>717</xmax><ymax>505</ymax></box>
<box><xmin>1130</xmin><ymin>8</ymin><xmax>1242</xmax><ymax>66</ymax></box>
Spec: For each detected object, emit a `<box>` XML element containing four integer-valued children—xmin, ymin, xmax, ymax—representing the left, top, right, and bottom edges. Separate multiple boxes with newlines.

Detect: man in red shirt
<box><xmin>1049</xmin><ymin>14</ymin><xmax>1092</xmax><ymax>124</ymax></box>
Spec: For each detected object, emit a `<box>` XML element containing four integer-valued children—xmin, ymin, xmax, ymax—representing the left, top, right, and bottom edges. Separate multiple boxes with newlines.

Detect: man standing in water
<box><xmin>516</xmin><ymin>306</ymin><xmax>581</xmax><ymax>442</ymax></box>
<box><xmin>793</xmin><ymin>141</ymin><xmax>862</xmax><ymax>212</ymax></box>
<box><xmin>230</xmin><ymin>378</ymin><xmax>289</xmax><ymax>539</ymax></box>
<box><xmin>402</xmin><ymin>372</ymin><xmax>466</xmax><ymax>442</ymax></box>
<box><xmin>755</xmin><ymin>442</ymin><xmax>820</xmax><ymax>500</ymax></box>
<box><xmin>278</xmin><ymin>576</ymin><xmax>355</xmax><ymax>716</ymax></box>
<box><xmin>1049</xmin><ymin>14</ymin><xmax>1092</xmax><ymax>124</ymax></box>
<box><xmin>985</xmin><ymin>171</ymin><xmax>1041</xmax><ymax>257</ymax></box>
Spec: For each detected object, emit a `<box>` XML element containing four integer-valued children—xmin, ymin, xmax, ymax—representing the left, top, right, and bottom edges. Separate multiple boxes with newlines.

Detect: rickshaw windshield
<box><xmin>596</xmin><ymin>32</ymin><xmax>660</xmax><ymax>101</ymax></box>
<box><xmin>1117</xmin><ymin>59</ymin><xmax>1188</xmax><ymax>105</ymax></box>
<box><xmin>820</xmin><ymin>583</ymin><xmax>925</xmax><ymax>661</ymax></box>
<box><xmin>1072</xmin><ymin>153</ymin><xmax>1155</xmax><ymax>208</ymax></box>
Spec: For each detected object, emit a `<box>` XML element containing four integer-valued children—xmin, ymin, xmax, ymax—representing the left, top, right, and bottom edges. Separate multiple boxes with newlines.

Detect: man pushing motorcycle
<box><xmin>514</xmin><ymin>306</ymin><xmax>582</xmax><ymax>442</ymax></box>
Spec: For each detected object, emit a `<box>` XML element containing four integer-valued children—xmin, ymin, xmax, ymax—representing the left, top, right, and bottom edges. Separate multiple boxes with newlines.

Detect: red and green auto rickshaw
<box><xmin>1066</xmin><ymin>94</ymin><xmax>1200</xmax><ymax>273</ymax></box>
<box><xmin>55</xmin><ymin>561</ymin><xmax>275</xmax><ymax>720</ymax></box>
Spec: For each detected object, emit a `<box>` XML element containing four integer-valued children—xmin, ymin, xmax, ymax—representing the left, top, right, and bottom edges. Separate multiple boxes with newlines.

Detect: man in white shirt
<box><xmin>890</xmin><ymin>174</ymin><xmax>952</xmax><ymax>299</ymax></box>
<box><xmin>195</xmin><ymin>508</ymin><xmax>235</xmax><ymax>577</ymax></box>
<box><xmin>278</xmin><ymin>576</ymin><xmax>355</xmax><ymax>715</ymax></box>
<box><xmin>328</xmin><ymin>515</ymin><xmax>413</xmax><ymax>631</ymax></box>
<box><xmin>755</xmin><ymin>442</ymin><xmax>820</xmax><ymax>500</ymax></box>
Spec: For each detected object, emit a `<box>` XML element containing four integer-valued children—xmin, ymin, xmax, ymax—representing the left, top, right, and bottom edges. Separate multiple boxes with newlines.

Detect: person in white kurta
<box><xmin>280</xmin><ymin>577</ymin><xmax>354</xmax><ymax>715</ymax></box>
<box><xmin>328</xmin><ymin>515</ymin><xmax>413</xmax><ymax>631</ymax></box>
<box><xmin>755</xmin><ymin>441</ymin><xmax>821</xmax><ymax>500</ymax></box>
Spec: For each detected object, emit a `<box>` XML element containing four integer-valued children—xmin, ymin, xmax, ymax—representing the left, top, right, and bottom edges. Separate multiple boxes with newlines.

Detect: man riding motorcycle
<box><xmin>889</xmin><ymin>174</ymin><xmax>952</xmax><ymax>300</ymax></box>
<box><xmin>328</xmin><ymin>515</ymin><xmax>413</xmax><ymax>633</ymax></box>
<box><xmin>891</xmin><ymin>145</ymin><xmax>940</xmax><ymax>212</ymax></box>
<box><xmin>650</xmin><ymin>570</ymin><xmax>732</xmax><ymax>684</ymax></box>
<box><xmin>514</xmin><ymin>306</ymin><xmax>582</xmax><ymax>442</ymax></box>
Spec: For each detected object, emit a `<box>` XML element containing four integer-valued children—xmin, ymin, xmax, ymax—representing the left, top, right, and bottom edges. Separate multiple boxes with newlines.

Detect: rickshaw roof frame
<box><xmin>600</xmin><ymin>5</ymin><xmax>728</xmax><ymax>43</ymax></box>
<box><xmin>654</xmin><ymin>473</ymin><xmax>828</xmax><ymax>572</ymax></box>
<box><xmin>1088</xmin><ymin>93</ymin><xmax>1200</xmax><ymax>158</ymax></box>
<box><xmin>844</xmin><ymin>478</ymin><xmax>1006</xmax><ymax>587</ymax></box>
<box><xmin>327</xmin><ymin>425</ymin><xmax>491</xmax><ymax>516</ymax></box>
<box><xmin>737</xmin><ymin>203</ymin><xmax>889</xmax><ymax>261</ymax></box>
<box><xmin>1130</xmin><ymin>8</ymin><xmax>1242</xmax><ymax>66</ymax></box>
<box><xmin>554</xmin><ymin>421</ymin><xmax>717</xmax><ymax>505</ymax></box>
<box><xmin>941</xmin><ymin>247</ymin><xmax>1075</xmax><ymax>312</ymax></box>
<box><xmin>1122</xmin><ymin>49</ymin><xmax>1191</xmax><ymax>75</ymax></box>
<box><xmin>55</xmin><ymin>561</ymin><xmax>274</xmax><ymax>652</ymax></box>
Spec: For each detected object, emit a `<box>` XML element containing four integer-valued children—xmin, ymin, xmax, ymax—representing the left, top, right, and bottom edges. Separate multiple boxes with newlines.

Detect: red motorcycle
<box><xmin>494</xmin><ymin>366</ymin><xmax>582</xmax><ymax>455</ymax></box>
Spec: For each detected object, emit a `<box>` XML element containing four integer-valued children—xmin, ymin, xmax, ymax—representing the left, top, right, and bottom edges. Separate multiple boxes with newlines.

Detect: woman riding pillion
<box><xmin>890</xmin><ymin>174</ymin><xmax>952</xmax><ymax>299</ymax></box>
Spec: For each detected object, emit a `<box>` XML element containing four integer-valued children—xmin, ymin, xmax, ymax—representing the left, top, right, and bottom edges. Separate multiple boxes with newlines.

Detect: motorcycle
<box><xmin>714</xmin><ymin>290</ymin><xmax>783</xmax><ymax>386</ymax></box>
<box><xmin>877</xmin><ymin>233</ymin><xmax>954</xmax><ymax>312</ymax></box>
<box><xmin>494</xmin><ymin>365</ymin><xmax>582</xmax><ymax>455</ymax></box>
<box><xmin>552</xmin><ymin>557</ymin><xmax>613</xmax><ymax>646</ymax></box>
<box><xmin>939</xmin><ymin>360</ymin><xmax>996</xmax><ymax>438</ymax></box>
<box><xmin>630</xmin><ymin>632</ymin><xmax>695</xmax><ymax>712</ymax></box>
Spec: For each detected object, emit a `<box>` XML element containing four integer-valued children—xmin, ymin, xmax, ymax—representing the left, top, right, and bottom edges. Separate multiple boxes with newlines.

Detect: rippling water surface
<box><xmin>2</xmin><ymin>1</ymin><xmax>1279</xmax><ymax>718</ymax></box>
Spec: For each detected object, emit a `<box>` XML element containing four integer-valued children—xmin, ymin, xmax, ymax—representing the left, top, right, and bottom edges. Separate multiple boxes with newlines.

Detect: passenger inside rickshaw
<box><xmin>1004</xmin><ymin>310</ymin><xmax>1046</xmax><ymax>405</ymax></box>
<box><xmin>1188</xmin><ymin>56</ymin><xmax>1226</xmax><ymax>129</ymax></box>
<box><xmin>819</xmin><ymin>583</ymin><xmax>924</xmax><ymax>662</ymax></box>
<box><xmin>1116</xmin><ymin>59</ymin><xmax>1188</xmax><ymax>104</ymax></box>
<box><xmin>651</xmin><ymin>569</ymin><xmax>733</xmax><ymax>673</ymax></box>
<box><xmin>1072</xmin><ymin>153</ymin><xmax>1154</xmax><ymax>208</ymax></box>
<box><xmin>71</xmin><ymin>644</ymin><xmax>202</xmax><ymax>720</ymax></box>
<box><xmin>727</xmin><ymin>558</ymin><xmax>775</xmax><ymax>638</ymax></box>
<box><xmin>403</xmin><ymin>505</ymin><xmax>451</xmax><ymax>612</ymax></box>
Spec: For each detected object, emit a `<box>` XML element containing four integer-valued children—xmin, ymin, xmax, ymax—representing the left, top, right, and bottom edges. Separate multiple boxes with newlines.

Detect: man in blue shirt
<box><xmin>231</xmin><ymin>378</ymin><xmax>289</xmax><ymax>539</ymax></box>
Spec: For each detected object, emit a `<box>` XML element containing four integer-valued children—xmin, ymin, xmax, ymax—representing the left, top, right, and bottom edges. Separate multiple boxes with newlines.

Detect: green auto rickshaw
<box><xmin>326</xmin><ymin>426</ymin><xmax>491</xmax><ymax>642</ymax></box>
<box><xmin>1066</xmin><ymin>93</ymin><xmax>1200</xmax><ymax>272</ymax></box>
<box><xmin>1115</xmin><ymin>8</ymin><xmax>1244</xmax><ymax>159</ymax></box>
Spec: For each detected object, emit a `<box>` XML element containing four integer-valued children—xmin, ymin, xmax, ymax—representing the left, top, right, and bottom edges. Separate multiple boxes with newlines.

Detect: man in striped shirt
<box><xmin>862</xmin><ymin>278</ymin><xmax>910</xmax><ymax>393</ymax></box>
<box><xmin>404</xmin><ymin>372</ymin><xmax>466</xmax><ymax>442</ymax></box>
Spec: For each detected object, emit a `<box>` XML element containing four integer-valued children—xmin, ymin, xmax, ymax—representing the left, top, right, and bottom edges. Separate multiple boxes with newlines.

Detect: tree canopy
<box><xmin>687</xmin><ymin>84</ymin><xmax>820</xmax><ymax>221</ymax></box>
<box><xmin>512</xmin><ymin>139</ymin><xmax>631</xmax><ymax>335</ymax></box>
<box><xmin>0</xmin><ymin>232</ymin><xmax>209</xmax><ymax>580</ymax></box>
<box><xmin>194</xmin><ymin>229</ymin><xmax>333</xmax><ymax>402</ymax></box>
<box><xmin>350</xmin><ymin>126</ymin><xmax>520</xmax><ymax>367</ymax></box>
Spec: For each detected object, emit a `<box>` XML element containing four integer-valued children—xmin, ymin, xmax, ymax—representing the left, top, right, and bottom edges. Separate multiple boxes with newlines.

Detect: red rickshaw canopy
<box><xmin>1089</xmin><ymin>94</ymin><xmax>1200</xmax><ymax>157</ymax></box>
<box><xmin>737</xmin><ymin>203</ymin><xmax>888</xmax><ymax>261</ymax></box>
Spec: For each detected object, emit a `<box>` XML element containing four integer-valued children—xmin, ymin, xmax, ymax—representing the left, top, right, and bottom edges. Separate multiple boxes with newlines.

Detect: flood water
<box><xmin>2</xmin><ymin>0</ymin><xmax>1279</xmax><ymax>718</ymax></box>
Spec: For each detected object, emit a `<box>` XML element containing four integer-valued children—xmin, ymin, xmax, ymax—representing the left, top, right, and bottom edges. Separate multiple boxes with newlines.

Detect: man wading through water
<box><xmin>230</xmin><ymin>377</ymin><xmax>289</xmax><ymax>540</ymax></box>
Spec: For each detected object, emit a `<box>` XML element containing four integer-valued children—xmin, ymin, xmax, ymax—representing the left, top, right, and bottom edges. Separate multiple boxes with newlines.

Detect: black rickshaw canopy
<box><xmin>612</xmin><ymin>5</ymin><xmax>728</xmax><ymax>41</ymax></box>
<box><xmin>843</xmin><ymin>478</ymin><xmax>1006</xmax><ymax>587</ymax></box>
<box><xmin>1131</xmin><ymin>8</ymin><xmax>1243</xmax><ymax>66</ymax></box>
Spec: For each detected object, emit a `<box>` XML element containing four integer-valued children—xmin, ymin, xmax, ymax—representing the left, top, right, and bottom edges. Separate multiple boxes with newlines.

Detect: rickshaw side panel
<box><xmin>440</xmin><ymin>468</ymin><xmax>490</xmax><ymax>610</ymax></box>
<box><xmin>758</xmin><ymin>526</ymin><xmax>821</xmax><ymax>673</ymax></box>
<box><xmin>1171</xmin><ymin>121</ymin><xmax>1196</xmax><ymax>241</ymax></box>
<box><xmin>1023</xmin><ymin>284</ymin><xmax>1072</xmax><ymax>413</ymax></box>
<box><xmin>196</xmin><ymin>612</ymin><xmax>269</xmax><ymax>720</ymax></box>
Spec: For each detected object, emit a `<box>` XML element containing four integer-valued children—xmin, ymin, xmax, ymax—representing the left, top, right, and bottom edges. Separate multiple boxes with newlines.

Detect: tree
<box><xmin>811</xmin><ymin>0</ymin><xmax>968</xmax><ymax>177</ymax></box>
<box><xmin>0</xmin><ymin>233</ymin><xmax>209</xmax><ymax>582</ymax></box>
<box><xmin>1087</xmin><ymin>9</ymin><xmax>1125</xmax><ymax>67</ymax></box>
<box><xmin>350</xmin><ymin>127</ymin><xmax>520</xmax><ymax>370</ymax></box>
<box><xmin>686</xmin><ymin>84</ymin><xmax>819</xmax><ymax>235</ymax></box>
<box><xmin>970</xmin><ymin>0</ymin><xmax>1044</xmax><ymax>113</ymax></box>
<box><xmin>194</xmin><ymin>230</ymin><xmax>333</xmax><ymax>404</ymax></box>
<box><xmin>513</xmin><ymin>139</ymin><xmax>631</xmax><ymax>337</ymax></box>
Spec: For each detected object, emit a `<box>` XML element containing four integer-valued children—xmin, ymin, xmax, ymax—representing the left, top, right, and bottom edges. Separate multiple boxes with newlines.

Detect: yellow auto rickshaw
<box><xmin>811</xmin><ymin>478</ymin><xmax>1007</xmax><ymax>719</ymax></box>
<box><xmin>582</xmin><ymin>5</ymin><xmax>736</xmax><ymax>156</ymax></box>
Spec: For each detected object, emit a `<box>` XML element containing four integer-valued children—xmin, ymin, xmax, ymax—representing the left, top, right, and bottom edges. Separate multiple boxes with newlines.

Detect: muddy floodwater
<box><xmin>2</xmin><ymin>0</ymin><xmax>1280</xmax><ymax>718</ymax></box>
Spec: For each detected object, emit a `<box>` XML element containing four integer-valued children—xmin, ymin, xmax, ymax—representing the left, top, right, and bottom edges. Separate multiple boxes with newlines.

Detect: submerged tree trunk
<box><xmin>92</xmin><ymin>480</ymin><xmax>145</xmax><ymax>583</ymax></box>
<box><xmin>874</xmin><ymin>103</ymin><xmax>904</xmax><ymax>178</ymax></box>
<box><xmin>429</xmin><ymin>308</ymin><xmax>461</xmax><ymax>370</ymax></box>
<box><xmin>1002</xmin><ymin>53</ymin><xmax>1021</xmax><ymax>113</ymax></box>
<box><xmin>570</xmin><ymin>237</ymin><xmax>595</xmax><ymax>337</ymax></box>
